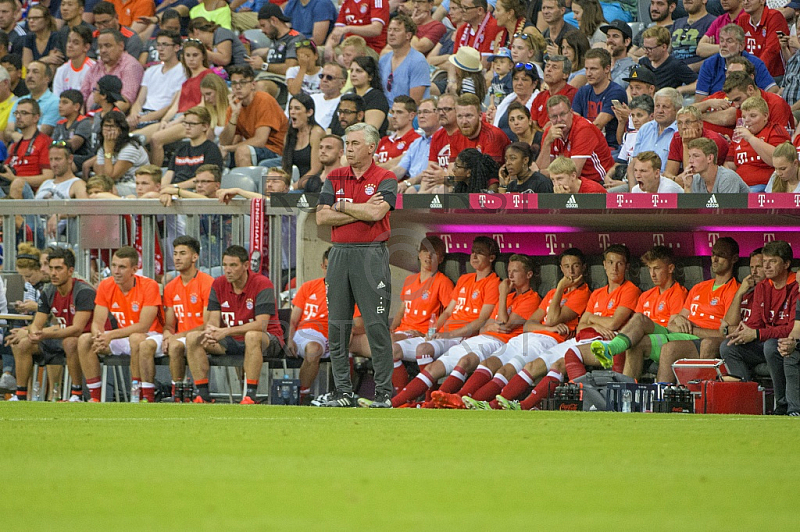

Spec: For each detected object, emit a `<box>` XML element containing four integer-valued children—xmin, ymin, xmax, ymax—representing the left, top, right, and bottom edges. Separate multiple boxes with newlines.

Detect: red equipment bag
<box><xmin>687</xmin><ymin>380</ymin><xmax>764</xmax><ymax>415</ymax></box>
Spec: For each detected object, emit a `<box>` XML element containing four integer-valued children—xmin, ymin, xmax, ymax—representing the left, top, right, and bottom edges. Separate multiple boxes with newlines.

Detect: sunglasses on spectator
<box><xmin>319</xmin><ymin>73</ymin><xmax>341</xmax><ymax>81</ymax></box>
<box><xmin>513</xmin><ymin>33</ymin><xmax>531</xmax><ymax>40</ymax></box>
<box><xmin>514</xmin><ymin>62</ymin><xmax>535</xmax><ymax>71</ymax></box>
<box><xmin>297</xmin><ymin>39</ymin><xmax>317</xmax><ymax>52</ymax></box>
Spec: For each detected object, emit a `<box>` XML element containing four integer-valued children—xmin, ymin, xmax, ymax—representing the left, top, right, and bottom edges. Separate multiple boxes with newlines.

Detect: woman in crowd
<box><xmin>23</xmin><ymin>5</ymin><xmax>62</xmax><ymax>66</ymax></box>
<box><xmin>727</xmin><ymin>96</ymin><xmax>790</xmax><ymax>193</ymax></box>
<box><xmin>448</xmin><ymin>47</ymin><xmax>487</xmax><ymax>104</ymax></box>
<box><xmin>492</xmin><ymin>0</ymin><xmax>545</xmax><ymax>56</ymax></box>
<box><xmin>190</xmin><ymin>17</ymin><xmax>247</xmax><ymax>70</ymax></box>
<box><xmin>451</xmin><ymin>149</ymin><xmax>500</xmax><ymax>193</ymax></box>
<box><xmin>94</xmin><ymin>111</ymin><xmax>150</xmax><ymax>197</ymax></box>
<box><xmin>340</xmin><ymin>56</ymin><xmax>389</xmax><ymax>136</ymax></box>
<box><xmin>766</xmin><ymin>141</ymin><xmax>800</xmax><ymax>193</ymax></box>
<box><xmin>560</xmin><ymin>31</ymin><xmax>590</xmax><ymax>88</ymax></box>
<box><xmin>286</xmin><ymin>39</ymin><xmax>322</xmax><ymax>97</ymax></box>
<box><xmin>135</xmin><ymin>40</ymin><xmax>214</xmax><ymax>166</ymax></box>
<box><xmin>505</xmin><ymin>101</ymin><xmax>538</xmax><ymax>148</ymax></box>
<box><xmin>509</xmin><ymin>32</ymin><xmax>543</xmax><ymax>76</ymax></box>
<box><xmin>280</xmin><ymin>93</ymin><xmax>325</xmax><ymax>186</ymax></box>
<box><xmin>494</xmin><ymin>63</ymin><xmax>540</xmax><ymax>140</ymax></box>
<box><xmin>572</xmin><ymin>0</ymin><xmax>608</xmax><ymax>47</ymax></box>
<box><xmin>200</xmin><ymin>73</ymin><xmax>230</xmax><ymax>140</ymax></box>
<box><xmin>499</xmin><ymin>142</ymin><xmax>552</xmax><ymax>193</ymax></box>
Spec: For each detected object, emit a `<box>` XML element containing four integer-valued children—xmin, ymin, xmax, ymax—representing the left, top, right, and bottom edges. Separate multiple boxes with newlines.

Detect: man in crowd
<box><xmin>571</xmin><ymin>48</ymin><xmax>627</xmax><ymax>150</ymax></box>
<box><xmin>297</xmin><ymin>134</ymin><xmax>344</xmax><ymax>193</ymax></box>
<box><xmin>639</xmin><ymin>26</ymin><xmax>697</xmax><ymax>95</ymax></box>
<box><xmin>393</xmin><ymin>98</ymin><xmax>437</xmax><ymax>194</ymax></box>
<box><xmin>537</xmin><ymin>95</ymin><xmax>615</xmax><ymax>184</ymax></box>
<box><xmin>671</xmin><ymin>0</ymin><xmax>716</xmax><ymax>72</ymax></box>
<box><xmin>680</xmin><ymin>137</ymin><xmax>749</xmax><ymax>192</ymax></box>
<box><xmin>450</xmin><ymin>94</ymin><xmax>509</xmax><ymax>164</ymax></box>
<box><xmin>78</xmin><ymin>246</ymin><xmax>164</xmax><ymax>402</ymax></box>
<box><xmin>418</xmin><ymin>94</ymin><xmax>458</xmax><ymax>193</ymax></box>
<box><xmin>311</xmin><ymin>63</ymin><xmax>346</xmax><ymax>130</ymax></box>
<box><xmin>631</xmin><ymin>0</ymin><xmax>677</xmax><ymax>58</ymax></box>
<box><xmin>376</xmin><ymin>95</ymin><xmax>419</xmax><ymax>168</ymax></box>
<box><xmin>542</xmin><ymin>0</ymin><xmax>577</xmax><ymax>58</ymax></box>
<box><xmin>51</xmin><ymin>90</ymin><xmax>92</xmax><ymax>172</ymax></box>
<box><xmin>736</xmin><ymin>0</ymin><xmax>789</xmax><ymax>78</ymax></box>
<box><xmin>330</xmin><ymin>93</ymin><xmax>366</xmax><ymax>137</ymax></box>
<box><xmin>631</xmin><ymin>87</ymin><xmax>681</xmax><ymax>172</ymax></box>
<box><xmin>161</xmin><ymin>106</ymin><xmax>224</xmax><ymax>189</ymax></box>
<box><xmin>1</xmin><ymin>55</ymin><xmax>28</xmax><ymax>98</ymax></box>
<box><xmin>249</xmin><ymin>5</ymin><xmax>302</xmax><ymax>79</ymax></box>
<box><xmin>452</xmin><ymin>0</ymin><xmax>498</xmax><ymax>56</ymax></box>
<box><xmin>2</xmin><ymin>99</ymin><xmax>53</xmax><ymax>198</ymax></box>
<box><xmin>0</xmin><ymin>0</ymin><xmax>26</xmax><ymax>55</ymax></box>
<box><xmin>6</xmin><ymin>62</ymin><xmax>59</xmax><ymax>138</ymax></box>
<box><xmin>91</xmin><ymin>2</ymin><xmax>146</xmax><ymax>64</ymax></box>
<box><xmin>664</xmin><ymin>105</ymin><xmax>729</xmax><ymax>178</ymax></box>
<box><xmin>326</xmin><ymin>0</ymin><xmax>390</xmax><ymax>55</ymax></box>
<box><xmin>602</xmin><ymin>20</ymin><xmax>635</xmax><ymax>89</ymax></box>
<box><xmin>136</xmin><ymin>236</ymin><xmax>213</xmax><ymax>402</ymax></box>
<box><xmin>531</xmin><ymin>55</ymin><xmax>577</xmax><ymax>130</ymax></box>
<box><xmin>630</xmin><ymin>151</ymin><xmax>684</xmax><ymax>193</ymax></box>
<box><xmin>54</xmin><ymin>0</ymin><xmax>94</xmax><ymax>53</ymax></box>
<box><xmin>219</xmin><ymin>65</ymin><xmax>288</xmax><ymax>167</ymax></box>
<box><xmin>283</xmin><ymin>0</ymin><xmax>338</xmax><ymax>46</ymax></box>
<box><xmin>186</xmin><ymin>245</ymin><xmax>283</xmax><ymax>404</ymax></box>
<box><xmin>379</xmin><ymin>13</ymin><xmax>430</xmax><ymax>105</ymax></box>
<box><xmin>410</xmin><ymin>0</ymin><xmax>446</xmax><ymax>56</ymax></box>
<box><xmin>8</xmin><ymin>248</ymin><xmax>94</xmax><ymax>402</ymax></box>
<box><xmin>81</xmin><ymin>28</ymin><xmax>145</xmax><ymax>111</ymax></box>
<box><xmin>34</xmin><ymin>143</ymin><xmax>88</xmax><ymax>239</ymax></box>
<box><xmin>697</xmin><ymin>0</ymin><xmax>746</xmax><ymax>58</ymax></box>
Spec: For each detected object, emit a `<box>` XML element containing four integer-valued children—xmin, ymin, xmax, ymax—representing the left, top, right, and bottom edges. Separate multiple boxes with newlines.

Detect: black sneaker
<box><xmin>369</xmin><ymin>392</ymin><xmax>392</xmax><ymax>408</ymax></box>
<box><xmin>322</xmin><ymin>391</ymin><xmax>357</xmax><ymax>407</ymax></box>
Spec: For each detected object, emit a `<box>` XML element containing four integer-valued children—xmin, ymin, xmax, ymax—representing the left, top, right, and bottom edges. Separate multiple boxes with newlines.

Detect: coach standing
<box><xmin>316</xmin><ymin>123</ymin><xmax>397</xmax><ymax>408</ymax></box>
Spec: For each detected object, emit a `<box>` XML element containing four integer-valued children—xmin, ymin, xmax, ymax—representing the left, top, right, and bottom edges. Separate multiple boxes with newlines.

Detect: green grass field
<box><xmin>2</xmin><ymin>404</ymin><xmax>799</xmax><ymax>531</ymax></box>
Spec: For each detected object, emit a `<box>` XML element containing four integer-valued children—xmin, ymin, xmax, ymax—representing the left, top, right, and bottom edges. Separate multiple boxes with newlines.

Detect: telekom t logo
<box><xmin>758</xmin><ymin>194</ymin><xmax>767</xmax><ymax>207</ymax></box>
<box><xmin>440</xmin><ymin>234</ymin><xmax>453</xmax><ymax>252</ymax></box>
<box><xmin>651</xmin><ymin>194</ymin><xmax>660</xmax><ymax>207</ymax></box>
<box><xmin>598</xmin><ymin>234</ymin><xmax>611</xmax><ymax>250</ymax></box>
<box><xmin>545</xmin><ymin>234</ymin><xmax>558</xmax><ymax>255</ymax></box>
<box><xmin>764</xmin><ymin>233</ymin><xmax>776</xmax><ymax>244</ymax></box>
<box><xmin>492</xmin><ymin>234</ymin><xmax>505</xmax><ymax>250</ymax></box>
<box><xmin>707</xmin><ymin>233</ymin><xmax>719</xmax><ymax>247</ymax></box>
<box><xmin>653</xmin><ymin>234</ymin><xmax>665</xmax><ymax>246</ymax></box>
<box><xmin>616</xmin><ymin>194</ymin><xmax>625</xmax><ymax>207</ymax></box>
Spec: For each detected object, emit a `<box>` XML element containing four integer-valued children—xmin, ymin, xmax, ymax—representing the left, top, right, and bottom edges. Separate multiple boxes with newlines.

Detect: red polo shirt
<box><xmin>544</xmin><ymin>114</ymin><xmax>614</xmax><ymax>183</ymax></box>
<box><xmin>322</xmin><ymin>162</ymin><xmax>397</xmax><ymax>243</ymax></box>
<box><xmin>376</xmin><ymin>129</ymin><xmax>420</xmax><ymax>164</ymax></box>
<box><xmin>738</xmin><ymin>7</ymin><xmax>789</xmax><ymax>77</ymax></box>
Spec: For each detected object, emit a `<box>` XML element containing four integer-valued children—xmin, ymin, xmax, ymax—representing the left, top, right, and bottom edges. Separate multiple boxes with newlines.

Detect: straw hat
<box><xmin>448</xmin><ymin>46</ymin><xmax>483</xmax><ymax>72</ymax></box>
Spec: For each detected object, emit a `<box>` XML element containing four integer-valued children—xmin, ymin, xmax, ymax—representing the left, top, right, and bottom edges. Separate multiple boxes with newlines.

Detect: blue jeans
<box><xmin>749</xmin><ymin>184</ymin><xmax>767</xmax><ymax>193</ymax></box>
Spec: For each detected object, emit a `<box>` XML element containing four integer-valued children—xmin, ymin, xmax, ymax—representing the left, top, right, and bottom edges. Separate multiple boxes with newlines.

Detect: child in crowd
<box><xmin>488</xmin><ymin>48</ymin><xmax>514</xmax><ymax>110</ymax></box>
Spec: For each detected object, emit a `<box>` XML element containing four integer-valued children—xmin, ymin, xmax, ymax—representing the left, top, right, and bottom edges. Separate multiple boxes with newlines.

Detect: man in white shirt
<box><xmin>630</xmin><ymin>151</ymin><xmax>684</xmax><ymax>193</ymax></box>
<box><xmin>311</xmin><ymin>63</ymin><xmax>346</xmax><ymax>130</ymax></box>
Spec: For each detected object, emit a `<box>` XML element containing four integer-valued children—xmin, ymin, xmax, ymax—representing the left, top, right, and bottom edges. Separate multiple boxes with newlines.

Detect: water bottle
<box><xmin>281</xmin><ymin>375</ymin><xmax>291</xmax><ymax>404</ymax></box>
<box><xmin>427</xmin><ymin>313</ymin><xmax>437</xmax><ymax>340</ymax></box>
<box><xmin>621</xmin><ymin>389</ymin><xmax>632</xmax><ymax>413</ymax></box>
<box><xmin>732</xmin><ymin>118</ymin><xmax>744</xmax><ymax>143</ymax></box>
<box><xmin>32</xmin><ymin>378</ymin><xmax>41</xmax><ymax>401</ymax></box>
<box><xmin>52</xmin><ymin>381</ymin><xmax>61</xmax><ymax>402</ymax></box>
<box><xmin>130</xmin><ymin>380</ymin><xmax>140</xmax><ymax>403</ymax></box>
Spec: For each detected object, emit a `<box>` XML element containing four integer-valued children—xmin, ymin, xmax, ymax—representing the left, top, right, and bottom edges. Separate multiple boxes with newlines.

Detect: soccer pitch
<box><xmin>2</xmin><ymin>404</ymin><xmax>798</xmax><ymax>531</ymax></box>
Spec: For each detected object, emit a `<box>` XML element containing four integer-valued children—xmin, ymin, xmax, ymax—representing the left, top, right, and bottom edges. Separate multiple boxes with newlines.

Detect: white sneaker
<box><xmin>67</xmin><ymin>395</ymin><xmax>83</xmax><ymax>402</ymax></box>
<box><xmin>310</xmin><ymin>392</ymin><xmax>333</xmax><ymax>407</ymax></box>
<box><xmin>7</xmin><ymin>395</ymin><xmax>20</xmax><ymax>401</ymax></box>
<box><xmin>0</xmin><ymin>372</ymin><xmax>16</xmax><ymax>392</ymax></box>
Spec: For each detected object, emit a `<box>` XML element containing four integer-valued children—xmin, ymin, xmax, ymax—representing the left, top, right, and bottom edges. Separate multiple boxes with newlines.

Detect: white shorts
<box><xmin>395</xmin><ymin>336</ymin><xmax>463</xmax><ymax>363</ymax></box>
<box><xmin>293</xmin><ymin>329</ymin><xmax>329</xmax><ymax>359</ymax></box>
<box><xmin>507</xmin><ymin>334</ymin><xmax>601</xmax><ymax>373</ymax></box>
<box><xmin>498</xmin><ymin>333</ymin><xmax>560</xmax><ymax>369</ymax></box>
<box><xmin>108</xmin><ymin>332</ymin><xmax>164</xmax><ymax>357</ymax></box>
<box><xmin>438</xmin><ymin>335</ymin><xmax>506</xmax><ymax>374</ymax></box>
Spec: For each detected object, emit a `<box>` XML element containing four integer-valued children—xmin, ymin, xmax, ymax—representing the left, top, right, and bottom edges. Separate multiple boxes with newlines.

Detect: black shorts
<box><xmin>33</xmin><ymin>338</ymin><xmax>66</xmax><ymax>365</ymax></box>
<box><xmin>218</xmin><ymin>333</ymin><xmax>282</xmax><ymax>358</ymax></box>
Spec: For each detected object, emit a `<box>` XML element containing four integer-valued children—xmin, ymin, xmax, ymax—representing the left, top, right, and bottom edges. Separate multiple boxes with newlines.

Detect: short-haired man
<box><xmin>310</xmin><ymin>62</ymin><xmax>346</xmax><ymax>130</ymax></box>
<box><xmin>140</xmin><ymin>236</ymin><xmax>214</xmax><ymax>402</ymax></box>
<box><xmin>592</xmin><ymin>237</ymin><xmax>741</xmax><ymax>382</ymax></box>
<box><xmin>530</xmin><ymin>55</ymin><xmax>577</xmax><ymax>130</ymax></box>
<box><xmin>53</xmin><ymin>25</ymin><xmax>96</xmax><ymax>97</ymax></box>
<box><xmin>630</xmin><ymin>87</ymin><xmax>681</xmax><ymax>171</ymax></box>
<box><xmin>1</xmin><ymin>99</ymin><xmax>53</xmax><ymax>198</ymax></box>
<box><xmin>571</xmin><ymin>48</ymin><xmax>628</xmax><ymax>149</ymax></box>
<box><xmin>126</xmin><ymin>29</ymin><xmax>186</xmax><ymax>130</ymax></box>
<box><xmin>376</xmin><ymin>95</ymin><xmax>419</xmax><ymax>168</ymax></box>
<box><xmin>78</xmin><ymin>246</ymin><xmax>164</xmax><ymax>402</ymax></box>
<box><xmin>722</xmin><ymin>241</ymin><xmax>798</xmax><ymax>414</ymax></box>
<box><xmin>542</xmin><ymin>0</ymin><xmax>578</xmax><ymax>57</ymax></box>
<box><xmin>389</xmin><ymin>236</ymin><xmax>501</xmax><ymax>407</ymax></box>
<box><xmin>680</xmin><ymin>137</ymin><xmax>748</xmax><ymax>192</ymax></box>
<box><xmin>452</xmin><ymin>0</ymin><xmax>499</xmax><ymax>55</ymax></box>
<box><xmin>0</xmin><ymin>65</ymin><xmax>17</xmax><ymax>133</ymax></box>
<box><xmin>52</xmin><ymin>89</ymin><xmax>93</xmax><ymax>171</ymax></box>
<box><xmin>601</xmin><ymin>20</ymin><xmax>635</xmax><ymax>89</ymax></box>
<box><xmin>736</xmin><ymin>0</ymin><xmax>789</xmax><ymax>78</ymax></box>
<box><xmin>33</xmin><ymin>144</ymin><xmax>88</xmax><ymax>236</ymax></box>
<box><xmin>631</xmin><ymin>0</ymin><xmax>677</xmax><ymax>58</ymax></box>
<box><xmin>0</xmin><ymin>0</ymin><xmax>26</xmax><ymax>55</ymax></box>
<box><xmin>418</xmin><ymin>94</ymin><xmax>459</xmax><ymax>193</ymax></box>
<box><xmin>538</xmin><ymin>95</ymin><xmax>615</xmax><ymax>183</ymax></box>
<box><xmin>187</xmin><ymin>245</ymin><xmax>284</xmax><ymax>404</ymax></box>
<box><xmin>409</xmin><ymin>0</ymin><xmax>446</xmax><ymax>56</ymax></box>
<box><xmin>665</xmin><ymin>106</ymin><xmax>729</xmax><ymax>177</ymax></box>
<box><xmin>631</xmin><ymin>151</ymin><xmax>684</xmax><ymax>193</ymax></box>
<box><xmin>81</xmin><ymin>28</ymin><xmax>145</xmax><ymax>111</ymax></box>
<box><xmin>393</xmin><ymin>98</ymin><xmax>437</xmax><ymax>194</ymax></box>
<box><xmin>697</xmin><ymin>0</ymin><xmax>746</xmax><ymax>56</ymax></box>
<box><xmin>316</xmin><ymin>123</ymin><xmax>398</xmax><ymax>408</ymax></box>
<box><xmin>298</xmin><ymin>134</ymin><xmax>343</xmax><ymax>193</ymax></box>
<box><xmin>671</xmin><ymin>0</ymin><xmax>716</xmax><ymax>72</ymax></box>
<box><xmin>548</xmin><ymin>156</ymin><xmax>608</xmax><ymax>193</ymax></box>
<box><xmin>91</xmin><ymin>2</ymin><xmax>147</xmax><ymax>64</ymax></box>
<box><xmin>219</xmin><ymin>65</ymin><xmax>288</xmax><ymax>167</ymax></box>
<box><xmin>695</xmin><ymin>23</ymin><xmax>776</xmax><ymax>100</ymax></box>
<box><xmin>8</xmin><ymin>248</ymin><xmax>95</xmax><ymax>401</ymax></box>
<box><xmin>282</xmin><ymin>0</ymin><xmax>338</xmax><ymax>47</ymax></box>
<box><xmin>6</xmin><ymin>62</ymin><xmax>59</xmax><ymax>138</ymax></box>
<box><xmin>378</xmin><ymin>13</ymin><xmax>431</xmax><ymax>105</ymax></box>
<box><xmin>326</xmin><ymin>0</ymin><xmax>390</xmax><ymax>54</ymax></box>
<box><xmin>162</xmin><ymin>106</ymin><xmax>224</xmax><ymax>189</ymax></box>
<box><xmin>249</xmin><ymin>5</ymin><xmax>302</xmax><ymax>78</ymax></box>
<box><xmin>450</xmin><ymin>93</ymin><xmax>510</xmax><ymax>164</ymax></box>
<box><xmin>638</xmin><ymin>25</ymin><xmax>697</xmax><ymax>93</ymax></box>
<box><xmin>54</xmin><ymin>0</ymin><xmax>94</xmax><ymax>54</ymax></box>
<box><xmin>330</xmin><ymin>93</ymin><xmax>368</xmax><ymax>137</ymax></box>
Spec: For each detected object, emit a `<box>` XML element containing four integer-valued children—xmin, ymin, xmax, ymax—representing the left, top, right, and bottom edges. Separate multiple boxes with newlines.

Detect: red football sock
<box><xmin>565</xmin><ymin>348</ymin><xmax>587</xmax><ymax>380</ymax></box>
<box><xmin>458</xmin><ymin>367</ymin><xmax>493</xmax><ymax>397</ymax></box>
<box><xmin>438</xmin><ymin>366</ymin><xmax>467</xmax><ymax>394</ymax></box>
<box><xmin>471</xmin><ymin>374</ymin><xmax>506</xmax><ymax>401</ymax></box>
<box><xmin>520</xmin><ymin>371</ymin><xmax>563</xmax><ymax>410</ymax></box>
<box><xmin>488</xmin><ymin>399</ymin><xmax>500</xmax><ymax>409</ymax></box>
<box><xmin>498</xmin><ymin>370</ymin><xmax>534</xmax><ymax>401</ymax></box>
<box><xmin>87</xmin><ymin>377</ymin><xmax>102</xmax><ymax>402</ymax></box>
<box><xmin>391</xmin><ymin>371</ymin><xmax>434</xmax><ymax>407</ymax></box>
<box><xmin>612</xmin><ymin>353</ymin><xmax>626</xmax><ymax>373</ymax></box>
<box><xmin>141</xmin><ymin>382</ymin><xmax>156</xmax><ymax>403</ymax></box>
<box><xmin>392</xmin><ymin>360</ymin><xmax>409</xmax><ymax>394</ymax></box>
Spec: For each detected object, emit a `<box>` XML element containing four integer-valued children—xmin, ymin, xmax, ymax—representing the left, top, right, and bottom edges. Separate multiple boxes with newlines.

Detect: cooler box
<box><xmin>672</xmin><ymin>358</ymin><xmax>729</xmax><ymax>384</ymax></box>
<box><xmin>687</xmin><ymin>380</ymin><xmax>764</xmax><ymax>415</ymax></box>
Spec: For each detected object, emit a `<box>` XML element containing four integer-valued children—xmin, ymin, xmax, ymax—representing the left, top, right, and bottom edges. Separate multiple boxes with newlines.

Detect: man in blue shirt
<box><xmin>378</xmin><ymin>13</ymin><xmax>430</xmax><ymax>105</ymax></box>
<box><xmin>282</xmin><ymin>0</ymin><xmax>337</xmax><ymax>47</ymax></box>
<box><xmin>628</xmin><ymin>88</ymin><xmax>681</xmax><ymax>191</ymax></box>
<box><xmin>695</xmin><ymin>23</ymin><xmax>775</xmax><ymax>100</ymax></box>
<box><xmin>392</xmin><ymin>98</ymin><xmax>438</xmax><ymax>193</ymax></box>
<box><xmin>571</xmin><ymin>48</ymin><xmax>627</xmax><ymax>149</ymax></box>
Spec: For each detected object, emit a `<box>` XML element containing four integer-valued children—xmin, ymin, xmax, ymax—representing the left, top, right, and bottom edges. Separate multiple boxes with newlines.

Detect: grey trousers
<box><xmin>765</xmin><ymin>345</ymin><xmax>800</xmax><ymax>414</ymax></box>
<box><xmin>719</xmin><ymin>338</ymin><xmax>776</xmax><ymax>382</ymax></box>
<box><xmin>326</xmin><ymin>243</ymin><xmax>392</xmax><ymax>396</ymax></box>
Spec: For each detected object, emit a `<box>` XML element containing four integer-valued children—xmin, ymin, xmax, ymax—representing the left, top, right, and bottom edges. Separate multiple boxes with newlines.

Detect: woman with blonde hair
<box><xmin>766</xmin><ymin>142</ymin><xmax>800</xmax><ymax>193</ymax></box>
<box><xmin>199</xmin><ymin>73</ymin><xmax>230</xmax><ymax>139</ymax></box>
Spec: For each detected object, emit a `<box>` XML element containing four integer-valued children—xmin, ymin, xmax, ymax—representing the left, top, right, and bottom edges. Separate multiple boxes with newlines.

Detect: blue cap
<box><xmin>488</xmin><ymin>47</ymin><xmax>512</xmax><ymax>62</ymax></box>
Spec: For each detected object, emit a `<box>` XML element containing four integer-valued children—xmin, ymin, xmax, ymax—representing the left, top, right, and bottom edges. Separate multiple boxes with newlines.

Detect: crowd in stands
<box><xmin>2</xmin><ymin>0</ymin><xmax>800</xmax><ymax>408</ymax></box>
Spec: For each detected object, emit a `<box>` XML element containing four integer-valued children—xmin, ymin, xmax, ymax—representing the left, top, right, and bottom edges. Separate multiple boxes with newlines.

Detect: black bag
<box><xmin>573</xmin><ymin>370</ymin><xmax>635</xmax><ymax>411</ymax></box>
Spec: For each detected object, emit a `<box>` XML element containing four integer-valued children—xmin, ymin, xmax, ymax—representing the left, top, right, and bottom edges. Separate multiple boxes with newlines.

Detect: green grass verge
<box><xmin>2</xmin><ymin>404</ymin><xmax>799</xmax><ymax>531</ymax></box>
